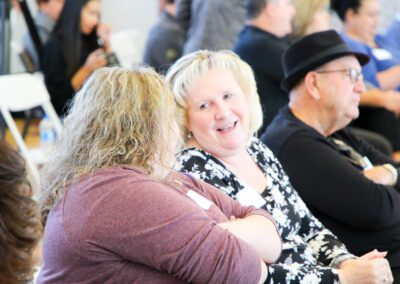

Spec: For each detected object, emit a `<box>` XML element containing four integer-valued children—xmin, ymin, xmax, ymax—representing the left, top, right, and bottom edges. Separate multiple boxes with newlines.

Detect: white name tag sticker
<box><xmin>187</xmin><ymin>190</ymin><xmax>213</xmax><ymax>210</ymax></box>
<box><xmin>372</xmin><ymin>48</ymin><xmax>393</xmax><ymax>61</ymax></box>
<box><xmin>236</xmin><ymin>186</ymin><xmax>266</xmax><ymax>208</ymax></box>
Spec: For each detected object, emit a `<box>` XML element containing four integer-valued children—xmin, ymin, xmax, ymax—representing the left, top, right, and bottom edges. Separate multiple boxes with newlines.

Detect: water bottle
<box><xmin>39</xmin><ymin>115</ymin><xmax>56</xmax><ymax>153</ymax></box>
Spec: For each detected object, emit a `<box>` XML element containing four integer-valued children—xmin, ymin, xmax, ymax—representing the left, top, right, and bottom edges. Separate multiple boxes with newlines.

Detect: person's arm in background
<box><xmin>360</xmin><ymin>88</ymin><xmax>400</xmax><ymax>115</ymax></box>
<box><xmin>376</xmin><ymin>65</ymin><xmax>400</xmax><ymax>91</ymax></box>
<box><xmin>274</xmin><ymin>130</ymin><xmax>400</xmax><ymax>230</ymax></box>
<box><xmin>70</xmin><ymin>48</ymin><xmax>107</xmax><ymax>90</ymax></box>
<box><xmin>338</xmin><ymin>128</ymin><xmax>400</xmax><ymax>189</ymax></box>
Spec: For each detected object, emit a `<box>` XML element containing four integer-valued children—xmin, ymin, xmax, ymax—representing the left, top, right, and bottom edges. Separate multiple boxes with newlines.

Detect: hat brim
<box><xmin>281</xmin><ymin>45</ymin><xmax>370</xmax><ymax>93</ymax></box>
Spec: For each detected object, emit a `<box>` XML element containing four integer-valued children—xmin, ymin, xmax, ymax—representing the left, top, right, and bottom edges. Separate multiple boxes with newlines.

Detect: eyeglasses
<box><xmin>315</xmin><ymin>68</ymin><xmax>364</xmax><ymax>84</ymax></box>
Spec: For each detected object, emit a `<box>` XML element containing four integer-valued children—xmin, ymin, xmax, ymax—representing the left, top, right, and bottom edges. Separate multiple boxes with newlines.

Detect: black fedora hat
<box><xmin>281</xmin><ymin>30</ymin><xmax>369</xmax><ymax>92</ymax></box>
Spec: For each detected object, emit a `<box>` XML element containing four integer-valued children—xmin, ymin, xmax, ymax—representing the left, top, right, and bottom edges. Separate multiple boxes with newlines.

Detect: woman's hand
<box><xmin>338</xmin><ymin>250</ymin><xmax>393</xmax><ymax>284</ymax></box>
<box><xmin>84</xmin><ymin>48</ymin><xmax>107</xmax><ymax>72</ymax></box>
<box><xmin>71</xmin><ymin>49</ymin><xmax>107</xmax><ymax>90</ymax></box>
<box><xmin>97</xmin><ymin>23</ymin><xmax>112</xmax><ymax>52</ymax></box>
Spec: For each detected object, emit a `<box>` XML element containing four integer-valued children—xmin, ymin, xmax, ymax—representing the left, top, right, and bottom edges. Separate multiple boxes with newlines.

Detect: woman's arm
<box><xmin>71</xmin><ymin>48</ymin><xmax>107</xmax><ymax>90</ymax></box>
<box><xmin>376</xmin><ymin>65</ymin><xmax>400</xmax><ymax>90</ymax></box>
<box><xmin>218</xmin><ymin>214</ymin><xmax>282</xmax><ymax>264</ymax></box>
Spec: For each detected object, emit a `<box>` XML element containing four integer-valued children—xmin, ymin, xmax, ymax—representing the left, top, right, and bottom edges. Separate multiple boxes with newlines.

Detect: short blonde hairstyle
<box><xmin>291</xmin><ymin>0</ymin><xmax>329</xmax><ymax>38</ymax></box>
<box><xmin>40</xmin><ymin>66</ymin><xmax>181</xmax><ymax>224</ymax></box>
<box><xmin>166</xmin><ymin>50</ymin><xmax>263</xmax><ymax>143</ymax></box>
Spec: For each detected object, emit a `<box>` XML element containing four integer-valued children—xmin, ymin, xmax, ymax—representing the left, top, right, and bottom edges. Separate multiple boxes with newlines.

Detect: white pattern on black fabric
<box><xmin>177</xmin><ymin>137</ymin><xmax>354</xmax><ymax>283</ymax></box>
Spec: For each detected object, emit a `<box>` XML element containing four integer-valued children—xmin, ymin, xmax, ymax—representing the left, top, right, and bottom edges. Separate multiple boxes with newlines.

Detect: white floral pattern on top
<box><xmin>177</xmin><ymin>137</ymin><xmax>355</xmax><ymax>283</ymax></box>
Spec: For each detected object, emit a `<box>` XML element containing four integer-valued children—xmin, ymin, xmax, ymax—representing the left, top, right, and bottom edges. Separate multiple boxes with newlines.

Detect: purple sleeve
<box><xmin>183</xmin><ymin>173</ymin><xmax>275</xmax><ymax>221</ymax></box>
<box><xmin>66</xmin><ymin>177</ymin><xmax>263</xmax><ymax>284</ymax></box>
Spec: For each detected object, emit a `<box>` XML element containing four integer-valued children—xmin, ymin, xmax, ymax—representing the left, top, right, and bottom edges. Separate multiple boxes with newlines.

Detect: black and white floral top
<box><xmin>177</xmin><ymin>137</ymin><xmax>354</xmax><ymax>283</ymax></box>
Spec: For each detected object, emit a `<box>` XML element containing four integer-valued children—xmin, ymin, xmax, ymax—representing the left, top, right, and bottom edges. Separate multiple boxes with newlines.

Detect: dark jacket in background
<box><xmin>234</xmin><ymin>26</ymin><xmax>290</xmax><ymax>133</ymax></box>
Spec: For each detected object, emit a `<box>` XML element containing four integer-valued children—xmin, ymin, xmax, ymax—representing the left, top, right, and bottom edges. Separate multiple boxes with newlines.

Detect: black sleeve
<box><xmin>277</xmin><ymin>130</ymin><xmax>400</xmax><ymax>230</ymax></box>
<box><xmin>337</xmin><ymin>128</ymin><xmax>400</xmax><ymax>190</ymax></box>
<box><xmin>41</xmin><ymin>36</ymin><xmax>75</xmax><ymax>115</ymax></box>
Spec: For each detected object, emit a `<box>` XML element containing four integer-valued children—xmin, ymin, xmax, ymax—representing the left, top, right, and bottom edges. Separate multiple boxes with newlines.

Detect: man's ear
<box><xmin>264</xmin><ymin>1</ymin><xmax>276</xmax><ymax>18</ymax></box>
<box><xmin>344</xmin><ymin>8</ymin><xmax>357</xmax><ymax>22</ymax></box>
<box><xmin>304</xmin><ymin>72</ymin><xmax>322</xmax><ymax>100</ymax></box>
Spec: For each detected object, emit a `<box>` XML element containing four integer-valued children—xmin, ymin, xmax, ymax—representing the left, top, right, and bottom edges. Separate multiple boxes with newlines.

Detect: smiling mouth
<box><xmin>217</xmin><ymin>121</ymin><xmax>238</xmax><ymax>133</ymax></box>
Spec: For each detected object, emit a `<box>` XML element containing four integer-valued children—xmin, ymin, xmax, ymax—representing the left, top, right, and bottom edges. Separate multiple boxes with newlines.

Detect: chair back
<box><xmin>0</xmin><ymin>73</ymin><xmax>63</xmax><ymax>192</ymax></box>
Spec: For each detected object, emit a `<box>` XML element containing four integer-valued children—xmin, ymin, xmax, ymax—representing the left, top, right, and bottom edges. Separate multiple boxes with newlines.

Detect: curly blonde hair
<box><xmin>0</xmin><ymin>141</ymin><xmax>41</xmax><ymax>284</ymax></box>
<box><xmin>40</xmin><ymin>66</ymin><xmax>182</xmax><ymax>224</ymax></box>
<box><xmin>165</xmin><ymin>50</ymin><xmax>263</xmax><ymax>143</ymax></box>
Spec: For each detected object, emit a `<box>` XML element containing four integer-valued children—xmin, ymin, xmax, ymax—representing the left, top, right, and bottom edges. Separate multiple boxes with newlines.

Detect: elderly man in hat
<box><xmin>262</xmin><ymin>29</ymin><xmax>400</xmax><ymax>280</ymax></box>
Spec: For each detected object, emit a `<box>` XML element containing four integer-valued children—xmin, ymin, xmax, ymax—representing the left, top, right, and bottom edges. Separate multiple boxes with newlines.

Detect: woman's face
<box><xmin>184</xmin><ymin>68</ymin><xmax>250</xmax><ymax>159</ymax></box>
<box><xmin>80</xmin><ymin>0</ymin><xmax>100</xmax><ymax>35</ymax></box>
<box><xmin>308</xmin><ymin>5</ymin><xmax>331</xmax><ymax>34</ymax></box>
<box><xmin>348</xmin><ymin>0</ymin><xmax>380</xmax><ymax>40</ymax></box>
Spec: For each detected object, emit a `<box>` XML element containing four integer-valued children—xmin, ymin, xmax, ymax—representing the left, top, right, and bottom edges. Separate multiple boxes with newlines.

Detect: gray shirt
<box><xmin>177</xmin><ymin>0</ymin><xmax>245</xmax><ymax>54</ymax></box>
<box><xmin>22</xmin><ymin>11</ymin><xmax>55</xmax><ymax>67</ymax></box>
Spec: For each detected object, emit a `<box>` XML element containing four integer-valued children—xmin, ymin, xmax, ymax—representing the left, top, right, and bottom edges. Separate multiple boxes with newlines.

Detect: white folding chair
<box><xmin>0</xmin><ymin>72</ymin><xmax>62</xmax><ymax>192</ymax></box>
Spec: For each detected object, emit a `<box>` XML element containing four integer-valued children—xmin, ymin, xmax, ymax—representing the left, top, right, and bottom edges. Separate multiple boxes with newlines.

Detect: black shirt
<box><xmin>42</xmin><ymin>33</ymin><xmax>100</xmax><ymax>116</ymax></box>
<box><xmin>234</xmin><ymin>26</ymin><xmax>290</xmax><ymax>133</ymax></box>
<box><xmin>262</xmin><ymin>106</ymin><xmax>400</xmax><ymax>268</ymax></box>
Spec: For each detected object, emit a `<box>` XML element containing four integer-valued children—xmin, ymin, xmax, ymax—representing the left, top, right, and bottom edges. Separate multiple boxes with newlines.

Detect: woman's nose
<box><xmin>215</xmin><ymin>102</ymin><xmax>231</xmax><ymax>120</ymax></box>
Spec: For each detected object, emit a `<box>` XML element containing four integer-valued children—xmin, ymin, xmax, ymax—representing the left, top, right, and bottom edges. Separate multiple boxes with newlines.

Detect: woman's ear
<box><xmin>304</xmin><ymin>72</ymin><xmax>322</xmax><ymax>100</ymax></box>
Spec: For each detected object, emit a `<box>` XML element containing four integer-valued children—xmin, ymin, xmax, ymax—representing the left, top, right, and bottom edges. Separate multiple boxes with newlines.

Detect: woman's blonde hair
<box><xmin>40</xmin><ymin>66</ymin><xmax>181</xmax><ymax>224</ymax></box>
<box><xmin>166</xmin><ymin>50</ymin><xmax>263</xmax><ymax>143</ymax></box>
<box><xmin>291</xmin><ymin>0</ymin><xmax>329</xmax><ymax>38</ymax></box>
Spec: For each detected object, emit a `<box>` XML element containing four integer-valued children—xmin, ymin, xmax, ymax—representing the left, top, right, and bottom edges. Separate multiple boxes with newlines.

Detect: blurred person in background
<box><xmin>291</xmin><ymin>0</ymin><xmax>397</xmax><ymax>157</ymax></box>
<box><xmin>22</xmin><ymin>0</ymin><xmax>65</xmax><ymax>68</ymax></box>
<box><xmin>41</xmin><ymin>0</ymin><xmax>113</xmax><ymax>116</ymax></box>
<box><xmin>176</xmin><ymin>0</ymin><xmax>245</xmax><ymax>54</ymax></box>
<box><xmin>0</xmin><ymin>140</ymin><xmax>41</xmax><ymax>284</ymax></box>
<box><xmin>234</xmin><ymin>0</ymin><xmax>296</xmax><ymax>134</ymax></box>
<box><xmin>143</xmin><ymin>0</ymin><xmax>184</xmax><ymax>74</ymax></box>
<box><xmin>332</xmin><ymin>0</ymin><xmax>400</xmax><ymax>159</ymax></box>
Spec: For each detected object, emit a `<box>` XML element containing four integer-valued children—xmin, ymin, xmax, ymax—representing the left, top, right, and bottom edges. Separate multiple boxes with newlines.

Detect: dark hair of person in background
<box><xmin>244</xmin><ymin>0</ymin><xmax>267</xmax><ymax>20</ymax></box>
<box><xmin>330</xmin><ymin>0</ymin><xmax>361</xmax><ymax>21</ymax></box>
<box><xmin>51</xmin><ymin>0</ymin><xmax>97</xmax><ymax>75</ymax></box>
<box><xmin>0</xmin><ymin>141</ymin><xmax>41</xmax><ymax>284</ymax></box>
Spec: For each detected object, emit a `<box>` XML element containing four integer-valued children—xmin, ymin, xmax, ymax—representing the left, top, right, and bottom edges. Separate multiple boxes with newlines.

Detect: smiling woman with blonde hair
<box><xmin>37</xmin><ymin>66</ymin><xmax>281</xmax><ymax>283</ymax></box>
<box><xmin>167</xmin><ymin>49</ymin><xmax>390</xmax><ymax>283</ymax></box>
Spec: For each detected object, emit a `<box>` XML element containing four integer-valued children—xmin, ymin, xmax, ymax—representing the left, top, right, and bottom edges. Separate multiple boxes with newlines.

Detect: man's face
<box><xmin>314</xmin><ymin>56</ymin><xmax>366</xmax><ymax>130</ymax></box>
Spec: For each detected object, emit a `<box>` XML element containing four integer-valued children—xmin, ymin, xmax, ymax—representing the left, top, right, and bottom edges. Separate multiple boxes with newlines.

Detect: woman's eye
<box><xmin>223</xmin><ymin>93</ymin><xmax>233</xmax><ymax>100</ymax></box>
<box><xmin>199</xmin><ymin>103</ymin><xmax>209</xmax><ymax>110</ymax></box>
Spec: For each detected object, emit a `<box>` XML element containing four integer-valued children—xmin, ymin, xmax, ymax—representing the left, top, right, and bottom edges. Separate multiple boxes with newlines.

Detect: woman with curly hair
<box><xmin>37</xmin><ymin>66</ymin><xmax>281</xmax><ymax>283</ymax></box>
<box><xmin>0</xmin><ymin>141</ymin><xmax>41</xmax><ymax>284</ymax></box>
